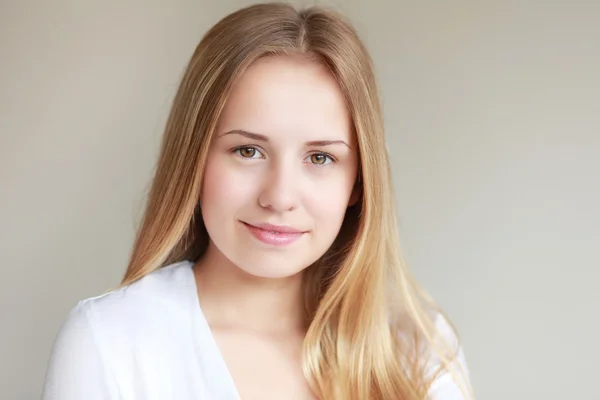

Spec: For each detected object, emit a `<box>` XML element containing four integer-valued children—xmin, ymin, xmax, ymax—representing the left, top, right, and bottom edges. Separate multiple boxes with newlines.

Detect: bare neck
<box><xmin>192</xmin><ymin>242</ymin><xmax>306</xmax><ymax>336</ymax></box>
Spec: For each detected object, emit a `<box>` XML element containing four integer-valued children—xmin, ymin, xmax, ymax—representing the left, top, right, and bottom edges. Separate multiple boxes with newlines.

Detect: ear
<box><xmin>348</xmin><ymin>177</ymin><xmax>362</xmax><ymax>207</ymax></box>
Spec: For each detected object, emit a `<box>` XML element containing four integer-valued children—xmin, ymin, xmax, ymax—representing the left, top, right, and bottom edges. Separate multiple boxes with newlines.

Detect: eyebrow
<box><xmin>221</xmin><ymin>129</ymin><xmax>352</xmax><ymax>149</ymax></box>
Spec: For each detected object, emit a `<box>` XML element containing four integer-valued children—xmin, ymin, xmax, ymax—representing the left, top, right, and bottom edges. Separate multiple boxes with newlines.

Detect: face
<box><xmin>200</xmin><ymin>55</ymin><xmax>359</xmax><ymax>279</ymax></box>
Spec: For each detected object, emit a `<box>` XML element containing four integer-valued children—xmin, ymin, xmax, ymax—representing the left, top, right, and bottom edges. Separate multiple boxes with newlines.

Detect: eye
<box><xmin>305</xmin><ymin>152</ymin><xmax>335</xmax><ymax>166</ymax></box>
<box><xmin>234</xmin><ymin>146</ymin><xmax>264</xmax><ymax>159</ymax></box>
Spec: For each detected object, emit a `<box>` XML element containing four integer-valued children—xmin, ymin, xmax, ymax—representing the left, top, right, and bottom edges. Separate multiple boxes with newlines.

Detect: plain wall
<box><xmin>1</xmin><ymin>0</ymin><xmax>598</xmax><ymax>398</ymax></box>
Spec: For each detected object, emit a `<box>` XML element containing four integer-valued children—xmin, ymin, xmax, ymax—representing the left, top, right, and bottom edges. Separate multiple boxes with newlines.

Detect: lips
<box><xmin>248</xmin><ymin>222</ymin><xmax>305</xmax><ymax>234</ymax></box>
<box><xmin>241</xmin><ymin>221</ymin><xmax>306</xmax><ymax>246</ymax></box>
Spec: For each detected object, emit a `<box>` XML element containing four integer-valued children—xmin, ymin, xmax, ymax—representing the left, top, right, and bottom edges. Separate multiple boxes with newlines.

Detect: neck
<box><xmin>192</xmin><ymin>242</ymin><xmax>307</xmax><ymax>336</ymax></box>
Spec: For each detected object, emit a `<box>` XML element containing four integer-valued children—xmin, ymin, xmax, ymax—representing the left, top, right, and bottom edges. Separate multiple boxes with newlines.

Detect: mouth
<box><xmin>240</xmin><ymin>221</ymin><xmax>307</xmax><ymax>246</ymax></box>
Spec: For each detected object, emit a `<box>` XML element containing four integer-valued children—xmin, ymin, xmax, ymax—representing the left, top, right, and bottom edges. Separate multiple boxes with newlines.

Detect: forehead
<box><xmin>216</xmin><ymin>55</ymin><xmax>352</xmax><ymax>143</ymax></box>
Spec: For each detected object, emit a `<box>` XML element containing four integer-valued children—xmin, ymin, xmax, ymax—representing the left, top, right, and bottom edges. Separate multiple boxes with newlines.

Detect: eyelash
<box><xmin>231</xmin><ymin>146</ymin><xmax>337</xmax><ymax>166</ymax></box>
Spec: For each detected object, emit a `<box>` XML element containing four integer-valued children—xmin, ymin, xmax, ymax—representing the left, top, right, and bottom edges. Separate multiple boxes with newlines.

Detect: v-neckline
<box><xmin>184</xmin><ymin>261</ymin><xmax>241</xmax><ymax>400</ymax></box>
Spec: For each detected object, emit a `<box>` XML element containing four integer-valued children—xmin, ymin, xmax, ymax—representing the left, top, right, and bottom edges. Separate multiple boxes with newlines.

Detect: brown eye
<box><xmin>237</xmin><ymin>147</ymin><xmax>258</xmax><ymax>158</ymax></box>
<box><xmin>311</xmin><ymin>154</ymin><xmax>326</xmax><ymax>164</ymax></box>
<box><xmin>309</xmin><ymin>153</ymin><xmax>333</xmax><ymax>165</ymax></box>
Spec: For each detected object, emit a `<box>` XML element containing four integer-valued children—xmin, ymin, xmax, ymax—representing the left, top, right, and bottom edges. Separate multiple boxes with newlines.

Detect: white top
<box><xmin>42</xmin><ymin>260</ymin><xmax>470</xmax><ymax>400</ymax></box>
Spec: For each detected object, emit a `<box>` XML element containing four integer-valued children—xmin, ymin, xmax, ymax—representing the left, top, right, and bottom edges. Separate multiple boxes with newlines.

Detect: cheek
<box><xmin>306</xmin><ymin>175</ymin><xmax>354</xmax><ymax>226</ymax></box>
<box><xmin>201</xmin><ymin>156</ymin><xmax>255</xmax><ymax>217</ymax></box>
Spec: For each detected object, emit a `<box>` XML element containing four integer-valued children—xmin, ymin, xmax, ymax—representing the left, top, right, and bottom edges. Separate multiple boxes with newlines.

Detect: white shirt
<box><xmin>42</xmin><ymin>260</ymin><xmax>470</xmax><ymax>399</ymax></box>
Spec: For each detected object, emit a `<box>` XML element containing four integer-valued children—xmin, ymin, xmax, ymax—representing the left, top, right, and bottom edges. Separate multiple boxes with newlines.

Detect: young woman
<box><xmin>43</xmin><ymin>3</ymin><xmax>472</xmax><ymax>399</ymax></box>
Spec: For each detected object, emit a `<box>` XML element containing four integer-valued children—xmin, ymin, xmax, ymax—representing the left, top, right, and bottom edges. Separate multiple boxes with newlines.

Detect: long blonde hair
<box><xmin>120</xmin><ymin>3</ymin><xmax>472</xmax><ymax>399</ymax></box>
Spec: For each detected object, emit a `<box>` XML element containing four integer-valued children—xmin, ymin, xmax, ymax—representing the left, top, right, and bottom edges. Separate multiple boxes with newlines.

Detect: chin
<box><xmin>233</xmin><ymin>258</ymin><xmax>307</xmax><ymax>280</ymax></box>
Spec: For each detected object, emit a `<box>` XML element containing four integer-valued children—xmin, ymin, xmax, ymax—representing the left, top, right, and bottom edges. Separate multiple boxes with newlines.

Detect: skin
<box><xmin>193</xmin><ymin>55</ymin><xmax>359</xmax><ymax>400</ymax></box>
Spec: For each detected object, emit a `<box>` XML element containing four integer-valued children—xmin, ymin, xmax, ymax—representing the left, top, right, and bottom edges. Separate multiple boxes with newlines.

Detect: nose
<box><xmin>258</xmin><ymin>162</ymin><xmax>299</xmax><ymax>212</ymax></box>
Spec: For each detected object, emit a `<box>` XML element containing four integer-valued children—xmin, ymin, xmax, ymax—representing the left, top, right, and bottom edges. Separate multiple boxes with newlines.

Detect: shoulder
<box><xmin>83</xmin><ymin>260</ymin><xmax>194</xmax><ymax>311</ymax></box>
<box><xmin>59</xmin><ymin>260</ymin><xmax>196</xmax><ymax>348</ymax></box>
<box><xmin>425</xmin><ymin>313</ymin><xmax>472</xmax><ymax>400</ymax></box>
<box><xmin>42</xmin><ymin>260</ymin><xmax>198</xmax><ymax>399</ymax></box>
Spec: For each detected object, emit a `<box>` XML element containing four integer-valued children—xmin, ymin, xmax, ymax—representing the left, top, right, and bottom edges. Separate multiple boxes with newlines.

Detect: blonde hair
<box><xmin>120</xmin><ymin>3</ymin><xmax>472</xmax><ymax>399</ymax></box>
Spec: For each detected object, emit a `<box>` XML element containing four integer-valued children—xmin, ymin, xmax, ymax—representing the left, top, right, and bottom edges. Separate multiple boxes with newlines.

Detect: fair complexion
<box><xmin>193</xmin><ymin>55</ymin><xmax>359</xmax><ymax>399</ymax></box>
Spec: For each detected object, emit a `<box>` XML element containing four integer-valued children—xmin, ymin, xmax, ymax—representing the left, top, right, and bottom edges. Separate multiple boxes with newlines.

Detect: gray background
<box><xmin>1</xmin><ymin>0</ymin><xmax>599</xmax><ymax>398</ymax></box>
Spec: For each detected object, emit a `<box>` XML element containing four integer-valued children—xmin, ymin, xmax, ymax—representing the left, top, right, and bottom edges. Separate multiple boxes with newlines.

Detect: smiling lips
<box><xmin>241</xmin><ymin>222</ymin><xmax>306</xmax><ymax>246</ymax></box>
